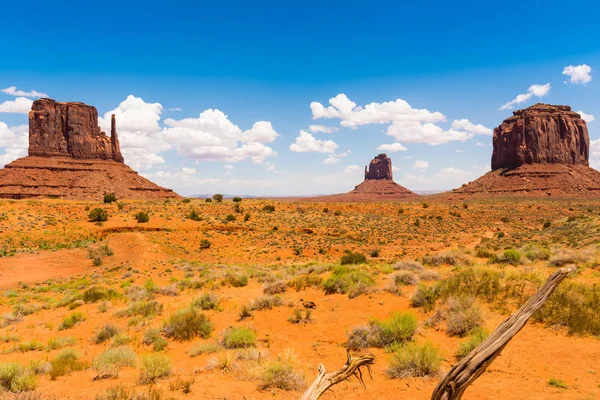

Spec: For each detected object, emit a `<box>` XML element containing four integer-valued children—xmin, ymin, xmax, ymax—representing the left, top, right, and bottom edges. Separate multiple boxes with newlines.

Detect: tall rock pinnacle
<box><xmin>364</xmin><ymin>153</ymin><xmax>393</xmax><ymax>180</ymax></box>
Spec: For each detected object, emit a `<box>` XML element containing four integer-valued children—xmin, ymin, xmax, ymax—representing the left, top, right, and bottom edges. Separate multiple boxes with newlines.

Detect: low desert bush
<box><xmin>393</xmin><ymin>260</ymin><xmax>424</xmax><ymax>271</ymax></box>
<box><xmin>422</xmin><ymin>251</ymin><xmax>468</xmax><ymax>266</ymax></box>
<box><xmin>188</xmin><ymin>341</ymin><xmax>222</xmax><ymax>357</ymax></box>
<box><xmin>49</xmin><ymin>349</ymin><xmax>87</xmax><ymax>380</ymax></box>
<box><xmin>445</xmin><ymin>296</ymin><xmax>484</xmax><ymax>337</ymax></box>
<box><xmin>58</xmin><ymin>312</ymin><xmax>85</xmax><ymax>330</ymax></box>
<box><xmin>0</xmin><ymin>363</ymin><xmax>36</xmax><ymax>392</ymax></box>
<box><xmin>103</xmin><ymin>193</ymin><xmax>117</xmax><ymax>203</ymax></box>
<box><xmin>387</xmin><ymin>342</ymin><xmax>442</xmax><ymax>378</ymax></box>
<box><xmin>142</xmin><ymin>328</ymin><xmax>168</xmax><ymax>351</ymax></box>
<box><xmin>89</xmin><ymin>208</ymin><xmax>109</xmax><ymax>222</ymax></box>
<box><xmin>258</xmin><ymin>360</ymin><xmax>305</xmax><ymax>391</ymax></box>
<box><xmin>221</xmin><ymin>326</ymin><xmax>257</xmax><ymax>349</ymax></box>
<box><xmin>263</xmin><ymin>280</ymin><xmax>287</xmax><ymax>295</ymax></box>
<box><xmin>288</xmin><ymin>274</ymin><xmax>323</xmax><ymax>291</ymax></box>
<box><xmin>393</xmin><ymin>271</ymin><xmax>419</xmax><ymax>286</ymax></box>
<box><xmin>249</xmin><ymin>295</ymin><xmax>285</xmax><ymax>311</ymax></box>
<box><xmin>161</xmin><ymin>306</ymin><xmax>213</xmax><ymax>341</ymax></box>
<box><xmin>95</xmin><ymin>323</ymin><xmax>120</xmax><ymax>344</ymax></box>
<box><xmin>192</xmin><ymin>293</ymin><xmax>221</xmax><ymax>311</ymax></box>
<box><xmin>410</xmin><ymin>284</ymin><xmax>439</xmax><ymax>312</ymax></box>
<box><xmin>92</xmin><ymin>346</ymin><xmax>137</xmax><ymax>379</ymax></box>
<box><xmin>134</xmin><ymin>211</ymin><xmax>149</xmax><ymax>223</ymax></box>
<box><xmin>347</xmin><ymin>312</ymin><xmax>418</xmax><ymax>350</ymax></box>
<box><xmin>340</xmin><ymin>251</ymin><xmax>367</xmax><ymax>265</ymax></box>
<box><xmin>224</xmin><ymin>273</ymin><xmax>248</xmax><ymax>287</ymax></box>
<box><xmin>139</xmin><ymin>354</ymin><xmax>171</xmax><ymax>384</ymax></box>
<box><xmin>322</xmin><ymin>266</ymin><xmax>375</xmax><ymax>298</ymax></box>
<box><xmin>116</xmin><ymin>300</ymin><xmax>163</xmax><ymax>318</ymax></box>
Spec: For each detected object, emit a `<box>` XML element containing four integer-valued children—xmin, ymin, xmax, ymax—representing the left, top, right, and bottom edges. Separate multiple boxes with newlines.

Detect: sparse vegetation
<box><xmin>387</xmin><ymin>342</ymin><xmax>442</xmax><ymax>378</ymax></box>
<box><xmin>161</xmin><ymin>306</ymin><xmax>213</xmax><ymax>341</ymax></box>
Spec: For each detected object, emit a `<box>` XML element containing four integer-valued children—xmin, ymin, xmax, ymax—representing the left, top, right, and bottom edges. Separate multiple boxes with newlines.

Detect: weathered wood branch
<box><xmin>300</xmin><ymin>349</ymin><xmax>375</xmax><ymax>400</ymax></box>
<box><xmin>430</xmin><ymin>266</ymin><xmax>574</xmax><ymax>400</ymax></box>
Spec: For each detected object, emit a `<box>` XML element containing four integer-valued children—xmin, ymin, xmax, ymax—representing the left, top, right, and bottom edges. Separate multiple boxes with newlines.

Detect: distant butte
<box><xmin>0</xmin><ymin>98</ymin><xmax>179</xmax><ymax>200</ymax></box>
<box><xmin>304</xmin><ymin>153</ymin><xmax>417</xmax><ymax>202</ymax></box>
<box><xmin>449</xmin><ymin>103</ymin><xmax>600</xmax><ymax>198</ymax></box>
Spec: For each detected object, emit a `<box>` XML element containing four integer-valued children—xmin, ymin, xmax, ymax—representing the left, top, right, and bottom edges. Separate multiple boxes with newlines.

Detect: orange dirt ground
<box><xmin>0</xmin><ymin>197</ymin><xmax>599</xmax><ymax>399</ymax></box>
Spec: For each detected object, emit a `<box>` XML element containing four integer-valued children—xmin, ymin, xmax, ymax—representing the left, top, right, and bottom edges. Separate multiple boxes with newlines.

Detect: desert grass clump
<box><xmin>393</xmin><ymin>271</ymin><xmax>419</xmax><ymax>286</ymax></box>
<box><xmin>491</xmin><ymin>249</ymin><xmax>522</xmax><ymax>265</ymax></box>
<box><xmin>49</xmin><ymin>349</ymin><xmax>87</xmax><ymax>380</ymax></box>
<box><xmin>419</xmin><ymin>270</ymin><xmax>441</xmax><ymax>281</ymax></box>
<box><xmin>205</xmin><ymin>351</ymin><xmax>237</xmax><ymax>374</ymax></box>
<box><xmin>387</xmin><ymin>342</ymin><xmax>442</xmax><ymax>378</ymax></box>
<box><xmin>548</xmin><ymin>248</ymin><xmax>594</xmax><ymax>267</ymax></box>
<box><xmin>422</xmin><ymin>250</ymin><xmax>468</xmax><ymax>266</ymax></box>
<box><xmin>46</xmin><ymin>336</ymin><xmax>76</xmax><ymax>351</ymax></box>
<box><xmin>92</xmin><ymin>346</ymin><xmax>137</xmax><ymax>379</ymax></box>
<box><xmin>393</xmin><ymin>260</ymin><xmax>424</xmax><ymax>271</ymax></box>
<box><xmin>94</xmin><ymin>323</ymin><xmax>120</xmax><ymax>344</ymax></box>
<box><xmin>288</xmin><ymin>274</ymin><xmax>323</xmax><ymax>292</ymax></box>
<box><xmin>0</xmin><ymin>362</ymin><xmax>37</xmax><ymax>392</ymax></box>
<box><xmin>192</xmin><ymin>293</ymin><xmax>221</xmax><ymax>311</ymax></box>
<box><xmin>548</xmin><ymin>377</ymin><xmax>568</xmax><ymax>389</ymax></box>
<box><xmin>224</xmin><ymin>273</ymin><xmax>248</xmax><ymax>287</ymax></box>
<box><xmin>58</xmin><ymin>312</ymin><xmax>85</xmax><ymax>330</ymax></box>
<box><xmin>258</xmin><ymin>360</ymin><xmax>305</xmax><ymax>391</ymax></box>
<box><xmin>347</xmin><ymin>312</ymin><xmax>418</xmax><ymax>350</ymax></box>
<box><xmin>340</xmin><ymin>251</ymin><xmax>367</xmax><ymax>265</ymax></box>
<box><xmin>142</xmin><ymin>327</ymin><xmax>168</xmax><ymax>351</ymax></box>
<box><xmin>287</xmin><ymin>308</ymin><xmax>313</xmax><ymax>324</ymax></box>
<box><xmin>161</xmin><ymin>306</ymin><xmax>213</xmax><ymax>341</ymax></box>
<box><xmin>221</xmin><ymin>326</ymin><xmax>257</xmax><ymax>349</ymax></box>
<box><xmin>249</xmin><ymin>294</ymin><xmax>285</xmax><ymax>311</ymax></box>
<box><xmin>88</xmin><ymin>244</ymin><xmax>114</xmax><ymax>266</ymax></box>
<box><xmin>139</xmin><ymin>354</ymin><xmax>171</xmax><ymax>384</ymax></box>
<box><xmin>445</xmin><ymin>296</ymin><xmax>484</xmax><ymax>337</ymax></box>
<box><xmin>263</xmin><ymin>280</ymin><xmax>287</xmax><ymax>295</ymax></box>
<box><xmin>456</xmin><ymin>327</ymin><xmax>488</xmax><ymax>359</ymax></box>
<box><xmin>522</xmin><ymin>244</ymin><xmax>551</xmax><ymax>261</ymax></box>
<box><xmin>116</xmin><ymin>300</ymin><xmax>163</xmax><ymax>318</ymax></box>
<box><xmin>322</xmin><ymin>266</ymin><xmax>375</xmax><ymax>298</ymax></box>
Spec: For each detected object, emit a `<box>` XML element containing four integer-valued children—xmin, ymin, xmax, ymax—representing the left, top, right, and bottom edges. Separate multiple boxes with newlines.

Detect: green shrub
<box><xmin>205</xmin><ymin>198</ymin><xmax>212</xmax><ymax>203</ymax></box>
<box><xmin>186</xmin><ymin>208</ymin><xmax>202</xmax><ymax>221</ymax></box>
<box><xmin>322</xmin><ymin>266</ymin><xmax>375</xmax><ymax>298</ymax></box>
<box><xmin>89</xmin><ymin>208</ymin><xmax>109</xmax><ymax>222</ymax></box>
<box><xmin>422</xmin><ymin>250</ymin><xmax>467</xmax><ymax>266</ymax></box>
<box><xmin>445</xmin><ymin>296</ymin><xmax>484</xmax><ymax>337</ymax></box>
<box><xmin>134</xmin><ymin>211</ymin><xmax>149</xmax><ymax>223</ymax></box>
<box><xmin>188</xmin><ymin>342</ymin><xmax>222</xmax><ymax>357</ymax></box>
<box><xmin>116</xmin><ymin>300</ymin><xmax>163</xmax><ymax>318</ymax></box>
<box><xmin>249</xmin><ymin>294</ymin><xmax>285</xmax><ymax>311</ymax></box>
<box><xmin>103</xmin><ymin>193</ymin><xmax>117</xmax><ymax>203</ymax></box>
<box><xmin>225</xmin><ymin>214</ymin><xmax>236</xmax><ymax>222</ymax></box>
<box><xmin>340</xmin><ymin>251</ymin><xmax>367</xmax><ymax>265</ymax></box>
<box><xmin>548</xmin><ymin>377</ymin><xmax>568</xmax><ymax>389</ymax></box>
<box><xmin>221</xmin><ymin>326</ymin><xmax>257</xmax><ymax>349</ymax></box>
<box><xmin>232</xmin><ymin>196</ymin><xmax>242</xmax><ymax>202</ymax></box>
<box><xmin>0</xmin><ymin>363</ymin><xmax>36</xmax><ymax>392</ymax></box>
<box><xmin>387</xmin><ymin>342</ymin><xmax>442</xmax><ymax>378</ymax></box>
<box><xmin>199</xmin><ymin>239</ymin><xmax>212</xmax><ymax>250</ymax></box>
<box><xmin>225</xmin><ymin>273</ymin><xmax>248</xmax><ymax>287</ymax></box>
<box><xmin>93</xmin><ymin>346</ymin><xmax>137</xmax><ymax>379</ymax></box>
<box><xmin>213</xmin><ymin>194</ymin><xmax>223</xmax><ymax>202</ymax></box>
<box><xmin>161</xmin><ymin>307</ymin><xmax>213</xmax><ymax>341</ymax></box>
<box><xmin>347</xmin><ymin>312</ymin><xmax>417</xmax><ymax>350</ymax></box>
<box><xmin>456</xmin><ymin>327</ymin><xmax>488</xmax><ymax>359</ymax></box>
<box><xmin>139</xmin><ymin>354</ymin><xmax>171</xmax><ymax>384</ymax></box>
<box><xmin>58</xmin><ymin>312</ymin><xmax>85</xmax><ymax>330</ymax></box>
<box><xmin>262</xmin><ymin>204</ymin><xmax>275</xmax><ymax>213</ymax></box>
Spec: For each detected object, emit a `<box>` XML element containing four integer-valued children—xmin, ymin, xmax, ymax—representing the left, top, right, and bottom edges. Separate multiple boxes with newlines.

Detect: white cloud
<box><xmin>99</xmin><ymin>95</ymin><xmax>169</xmax><ymax>171</ymax></box>
<box><xmin>412</xmin><ymin>160</ymin><xmax>429</xmax><ymax>170</ymax></box>
<box><xmin>392</xmin><ymin>165</ymin><xmax>400</xmax><ymax>172</ymax></box>
<box><xmin>309</xmin><ymin>125</ymin><xmax>338</xmax><ymax>134</ymax></box>
<box><xmin>0</xmin><ymin>122</ymin><xmax>28</xmax><ymax>166</ymax></box>
<box><xmin>323</xmin><ymin>154</ymin><xmax>341</xmax><ymax>164</ymax></box>
<box><xmin>450</xmin><ymin>119</ymin><xmax>493</xmax><ymax>136</ymax></box>
<box><xmin>1</xmin><ymin>86</ymin><xmax>47</xmax><ymax>98</ymax></box>
<box><xmin>399</xmin><ymin>165</ymin><xmax>491</xmax><ymax>191</ymax></box>
<box><xmin>0</xmin><ymin>97</ymin><xmax>33</xmax><ymax>114</ymax></box>
<box><xmin>223</xmin><ymin>164</ymin><xmax>234</xmax><ymax>175</ymax></box>
<box><xmin>577</xmin><ymin>110</ymin><xmax>594</xmax><ymax>123</ymax></box>
<box><xmin>162</xmin><ymin>108</ymin><xmax>278</xmax><ymax>164</ymax></box>
<box><xmin>591</xmin><ymin>139</ymin><xmax>600</xmax><ymax>169</ymax></box>
<box><xmin>181</xmin><ymin>167</ymin><xmax>196</xmax><ymax>175</ymax></box>
<box><xmin>169</xmin><ymin>108</ymin><xmax>182</xmax><ymax>112</ymax></box>
<box><xmin>563</xmin><ymin>64</ymin><xmax>592</xmax><ymax>84</ymax></box>
<box><xmin>290</xmin><ymin>130</ymin><xmax>338</xmax><ymax>153</ymax></box>
<box><xmin>377</xmin><ymin>142</ymin><xmax>407</xmax><ymax>152</ymax></box>
<box><xmin>344</xmin><ymin>165</ymin><xmax>361</xmax><ymax>173</ymax></box>
<box><xmin>476</xmin><ymin>141</ymin><xmax>486</xmax><ymax>147</ymax></box>
<box><xmin>311</xmin><ymin>94</ymin><xmax>491</xmax><ymax>145</ymax></box>
<box><xmin>499</xmin><ymin>83</ymin><xmax>551</xmax><ymax>110</ymax></box>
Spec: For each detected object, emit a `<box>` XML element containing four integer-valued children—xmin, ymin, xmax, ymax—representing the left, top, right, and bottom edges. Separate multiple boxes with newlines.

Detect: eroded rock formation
<box><xmin>0</xmin><ymin>98</ymin><xmax>178</xmax><ymax>200</ymax></box>
<box><xmin>29</xmin><ymin>98</ymin><xmax>124</xmax><ymax>163</ymax></box>
<box><xmin>364</xmin><ymin>153</ymin><xmax>393</xmax><ymax>180</ymax></box>
<box><xmin>492</xmin><ymin>104</ymin><xmax>589</xmax><ymax>170</ymax></box>
<box><xmin>448</xmin><ymin>103</ymin><xmax>600</xmax><ymax>198</ymax></box>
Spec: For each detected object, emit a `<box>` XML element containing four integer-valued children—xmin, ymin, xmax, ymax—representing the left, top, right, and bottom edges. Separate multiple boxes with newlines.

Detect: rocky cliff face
<box><xmin>491</xmin><ymin>103</ymin><xmax>589</xmax><ymax>170</ymax></box>
<box><xmin>365</xmin><ymin>153</ymin><xmax>393</xmax><ymax>180</ymax></box>
<box><xmin>28</xmin><ymin>98</ymin><xmax>124</xmax><ymax>163</ymax></box>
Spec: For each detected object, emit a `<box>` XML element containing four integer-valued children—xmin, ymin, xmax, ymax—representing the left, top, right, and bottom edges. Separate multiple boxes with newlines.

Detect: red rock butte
<box><xmin>304</xmin><ymin>153</ymin><xmax>417</xmax><ymax>202</ymax></box>
<box><xmin>0</xmin><ymin>98</ymin><xmax>179</xmax><ymax>200</ymax></box>
<box><xmin>450</xmin><ymin>103</ymin><xmax>600</xmax><ymax>198</ymax></box>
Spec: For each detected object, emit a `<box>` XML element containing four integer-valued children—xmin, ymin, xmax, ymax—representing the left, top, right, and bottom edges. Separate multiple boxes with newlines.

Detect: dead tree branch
<box><xmin>430</xmin><ymin>266</ymin><xmax>574</xmax><ymax>400</ymax></box>
<box><xmin>300</xmin><ymin>349</ymin><xmax>375</xmax><ymax>400</ymax></box>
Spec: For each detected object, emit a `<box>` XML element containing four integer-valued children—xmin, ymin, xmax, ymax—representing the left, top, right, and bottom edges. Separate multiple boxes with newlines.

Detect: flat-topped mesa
<box><xmin>491</xmin><ymin>103</ymin><xmax>589</xmax><ymax>170</ymax></box>
<box><xmin>28</xmin><ymin>98</ymin><xmax>124</xmax><ymax>163</ymax></box>
<box><xmin>364</xmin><ymin>153</ymin><xmax>393</xmax><ymax>180</ymax></box>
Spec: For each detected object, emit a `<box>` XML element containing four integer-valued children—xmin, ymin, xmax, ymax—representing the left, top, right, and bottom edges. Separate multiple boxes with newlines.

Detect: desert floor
<box><xmin>0</xmin><ymin>197</ymin><xmax>599</xmax><ymax>399</ymax></box>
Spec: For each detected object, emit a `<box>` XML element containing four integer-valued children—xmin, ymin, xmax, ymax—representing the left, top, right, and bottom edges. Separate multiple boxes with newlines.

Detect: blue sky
<box><xmin>0</xmin><ymin>0</ymin><xmax>599</xmax><ymax>196</ymax></box>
